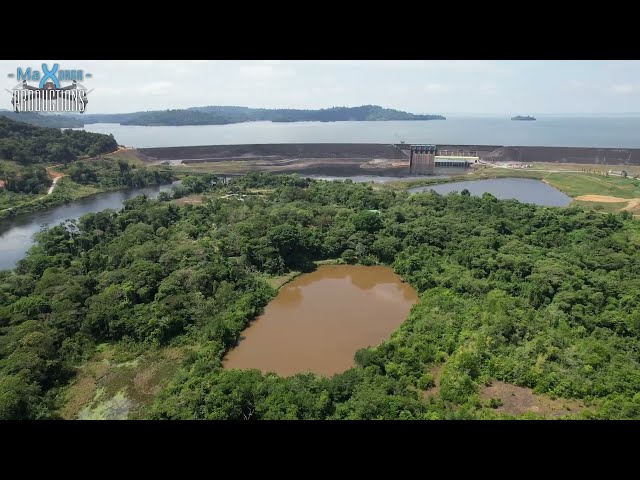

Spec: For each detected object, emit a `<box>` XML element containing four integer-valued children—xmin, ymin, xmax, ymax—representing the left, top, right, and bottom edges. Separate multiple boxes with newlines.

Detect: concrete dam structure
<box><xmin>137</xmin><ymin>143</ymin><xmax>640</xmax><ymax>176</ymax></box>
<box><xmin>409</xmin><ymin>144</ymin><xmax>480</xmax><ymax>174</ymax></box>
<box><xmin>409</xmin><ymin>144</ymin><xmax>436</xmax><ymax>175</ymax></box>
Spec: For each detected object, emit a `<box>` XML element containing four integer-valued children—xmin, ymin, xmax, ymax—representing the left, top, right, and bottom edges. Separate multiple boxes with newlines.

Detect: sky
<box><xmin>2</xmin><ymin>60</ymin><xmax>640</xmax><ymax>115</ymax></box>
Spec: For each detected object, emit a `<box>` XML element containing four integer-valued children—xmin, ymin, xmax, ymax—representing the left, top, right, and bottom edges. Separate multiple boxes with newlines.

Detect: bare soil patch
<box><xmin>575</xmin><ymin>195</ymin><xmax>630</xmax><ymax>203</ymax></box>
<box><xmin>172</xmin><ymin>195</ymin><xmax>205</xmax><ymax>206</ymax></box>
<box><xmin>482</xmin><ymin>381</ymin><xmax>587</xmax><ymax>417</ymax></box>
<box><xmin>622</xmin><ymin>198</ymin><xmax>640</xmax><ymax>212</ymax></box>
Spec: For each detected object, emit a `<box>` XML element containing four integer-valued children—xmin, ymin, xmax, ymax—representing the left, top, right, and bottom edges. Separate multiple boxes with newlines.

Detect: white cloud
<box><xmin>238</xmin><ymin>64</ymin><xmax>294</xmax><ymax>80</ymax></box>
<box><xmin>137</xmin><ymin>81</ymin><xmax>173</xmax><ymax>95</ymax></box>
<box><xmin>424</xmin><ymin>83</ymin><xmax>450</xmax><ymax>94</ymax></box>
<box><xmin>610</xmin><ymin>84</ymin><xmax>635</xmax><ymax>94</ymax></box>
<box><xmin>96</xmin><ymin>87</ymin><xmax>125</xmax><ymax>96</ymax></box>
<box><xmin>479</xmin><ymin>83</ymin><xmax>498</xmax><ymax>95</ymax></box>
<box><xmin>302</xmin><ymin>60</ymin><xmax>500</xmax><ymax>73</ymax></box>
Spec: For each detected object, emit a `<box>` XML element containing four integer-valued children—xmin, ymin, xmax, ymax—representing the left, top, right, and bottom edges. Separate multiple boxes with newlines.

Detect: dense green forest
<box><xmin>0</xmin><ymin>111</ymin><xmax>84</xmax><ymax>129</ymax></box>
<box><xmin>0</xmin><ymin>117</ymin><xmax>172</xmax><ymax>219</ymax></box>
<box><xmin>64</xmin><ymin>158</ymin><xmax>174</xmax><ymax>189</ymax></box>
<box><xmin>1</xmin><ymin>166</ymin><xmax>50</xmax><ymax>194</ymax></box>
<box><xmin>121</xmin><ymin>109</ymin><xmax>238</xmax><ymax>126</ymax></box>
<box><xmin>1</xmin><ymin>172</ymin><xmax>639</xmax><ymax>419</ymax></box>
<box><xmin>0</xmin><ymin>117</ymin><xmax>118</xmax><ymax>165</ymax></box>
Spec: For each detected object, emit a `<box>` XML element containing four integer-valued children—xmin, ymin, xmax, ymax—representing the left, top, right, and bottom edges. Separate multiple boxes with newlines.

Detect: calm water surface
<box><xmin>223</xmin><ymin>265</ymin><xmax>418</xmax><ymax>377</ymax></box>
<box><xmin>409</xmin><ymin>178</ymin><xmax>572</xmax><ymax>206</ymax></box>
<box><xmin>0</xmin><ymin>181</ymin><xmax>180</xmax><ymax>271</ymax></box>
<box><xmin>80</xmin><ymin>117</ymin><xmax>640</xmax><ymax>148</ymax></box>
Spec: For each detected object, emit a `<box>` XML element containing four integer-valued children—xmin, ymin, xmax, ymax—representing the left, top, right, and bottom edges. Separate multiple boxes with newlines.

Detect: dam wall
<box><xmin>487</xmin><ymin>146</ymin><xmax>640</xmax><ymax>165</ymax></box>
<box><xmin>137</xmin><ymin>143</ymin><xmax>640</xmax><ymax>171</ymax></box>
<box><xmin>139</xmin><ymin>143</ymin><xmax>409</xmax><ymax>162</ymax></box>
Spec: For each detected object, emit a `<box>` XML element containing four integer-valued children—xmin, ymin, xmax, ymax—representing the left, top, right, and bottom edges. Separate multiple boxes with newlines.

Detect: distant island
<box><xmin>1</xmin><ymin>105</ymin><xmax>446</xmax><ymax>128</ymax></box>
<box><xmin>511</xmin><ymin>115</ymin><xmax>536</xmax><ymax>121</ymax></box>
<box><xmin>117</xmin><ymin>105</ymin><xmax>446</xmax><ymax>126</ymax></box>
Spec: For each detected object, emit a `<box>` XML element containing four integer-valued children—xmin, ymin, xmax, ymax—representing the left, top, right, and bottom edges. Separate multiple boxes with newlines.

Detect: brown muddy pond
<box><xmin>223</xmin><ymin>265</ymin><xmax>418</xmax><ymax>377</ymax></box>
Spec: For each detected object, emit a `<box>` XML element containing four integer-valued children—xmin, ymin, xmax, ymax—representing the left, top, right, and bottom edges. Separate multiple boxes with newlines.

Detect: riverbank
<box><xmin>0</xmin><ymin>150</ymin><xmax>178</xmax><ymax>221</ymax></box>
<box><xmin>0</xmin><ymin>181</ymin><xmax>181</xmax><ymax>271</ymax></box>
<box><xmin>0</xmin><ymin>177</ymin><xmax>101</xmax><ymax>221</ymax></box>
<box><xmin>265</xmin><ymin>259</ymin><xmax>341</xmax><ymax>290</ymax></box>
<box><xmin>0</xmin><ymin>176</ymin><xmax>178</xmax><ymax>221</ymax></box>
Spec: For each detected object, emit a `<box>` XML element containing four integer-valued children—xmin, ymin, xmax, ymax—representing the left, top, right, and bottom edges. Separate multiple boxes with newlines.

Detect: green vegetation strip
<box><xmin>2</xmin><ymin>171</ymin><xmax>640</xmax><ymax>420</ymax></box>
<box><xmin>0</xmin><ymin>118</ymin><xmax>178</xmax><ymax>219</ymax></box>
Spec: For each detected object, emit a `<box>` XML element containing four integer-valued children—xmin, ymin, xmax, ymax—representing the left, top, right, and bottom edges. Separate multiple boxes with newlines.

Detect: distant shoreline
<box><xmin>0</xmin><ymin>105</ymin><xmax>446</xmax><ymax>129</ymax></box>
<box><xmin>121</xmin><ymin>117</ymin><xmax>448</xmax><ymax>127</ymax></box>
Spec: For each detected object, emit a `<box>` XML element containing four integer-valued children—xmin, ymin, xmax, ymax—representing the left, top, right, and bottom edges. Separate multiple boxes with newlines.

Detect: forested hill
<box><xmin>119</xmin><ymin>105</ymin><xmax>445</xmax><ymax>126</ymax></box>
<box><xmin>0</xmin><ymin>117</ymin><xmax>118</xmax><ymax>165</ymax></box>
<box><xmin>188</xmin><ymin>105</ymin><xmax>446</xmax><ymax>123</ymax></box>
<box><xmin>0</xmin><ymin>111</ymin><xmax>84</xmax><ymax>128</ymax></box>
<box><xmin>0</xmin><ymin>105</ymin><xmax>445</xmax><ymax>128</ymax></box>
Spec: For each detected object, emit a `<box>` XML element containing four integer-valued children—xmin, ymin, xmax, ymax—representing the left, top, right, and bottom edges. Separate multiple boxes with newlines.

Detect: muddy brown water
<box><xmin>223</xmin><ymin>265</ymin><xmax>418</xmax><ymax>377</ymax></box>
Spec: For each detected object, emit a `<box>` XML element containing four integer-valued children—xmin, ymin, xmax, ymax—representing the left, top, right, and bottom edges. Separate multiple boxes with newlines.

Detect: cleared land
<box><xmin>419</xmin><ymin>365</ymin><xmax>586</xmax><ymax>418</ymax></box>
<box><xmin>129</xmin><ymin>143</ymin><xmax>640</xmax><ymax>218</ymax></box>
<box><xmin>137</xmin><ymin>143</ymin><xmax>411</xmax><ymax>176</ymax></box>
<box><xmin>59</xmin><ymin>344</ymin><xmax>189</xmax><ymax>420</ymax></box>
<box><xmin>481</xmin><ymin>381</ymin><xmax>589</xmax><ymax>418</ymax></box>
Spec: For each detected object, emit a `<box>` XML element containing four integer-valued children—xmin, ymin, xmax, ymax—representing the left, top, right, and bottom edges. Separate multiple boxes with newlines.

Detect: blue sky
<box><xmin>2</xmin><ymin>60</ymin><xmax>640</xmax><ymax>114</ymax></box>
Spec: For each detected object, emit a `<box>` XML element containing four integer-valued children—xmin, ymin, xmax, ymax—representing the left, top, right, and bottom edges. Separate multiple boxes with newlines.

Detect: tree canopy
<box><xmin>0</xmin><ymin>117</ymin><xmax>118</xmax><ymax>165</ymax></box>
<box><xmin>1</xmin><ymin>172</ymin><xmax>639</xmax><ymax>419</ymax></box>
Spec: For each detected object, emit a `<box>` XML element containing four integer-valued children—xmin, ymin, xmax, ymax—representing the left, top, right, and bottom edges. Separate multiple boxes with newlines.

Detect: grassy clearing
<box><xmin>544</xmin><ymin>173</ymin><xmax>640</xmax><ymax>199</ymax></box>
<box><xmin>171</xmin><ymin>161</ymin><xmax>263</xmax><ymax>175</ymax></box>
<box><xmin>247</xmin><ymin>188</ymin><xmax>275</xmax><ymax>194</ymax></box>
<box><xmin>571</xmin><ymin>200</ymin><xmax>630</xmax><ymax>214</ymax></box>
<box><xmin>480</xmin><ymin>381</ymin><xmax>592</xmax><ymax>419</ymax></box>
<box><xmin>171</xmin><ymin>194</ymin><xmax>206</xmax><ymax>206</ymax></box>
<box><xmin>532</xmin><ymin>162</ymin><xmax>640</xmax><ymax>176</ymax></box>
<box><xmin>59</xmin><ymin>344</ymin><xmax>189</xmax><ymax>420</ymax></box>
<box><xmin>472</xmin><ymin>167</ymin><xmax>546</xmax><ymax>180</ymax></box>
<box><xmin>264</xmin><ymin>260</ymin><xmax>340</xmax><ymax>289</ymax></box>
<box><xmin>101</xmin><ymin>149</ymin><xmax>148</xmax><ymax>167</ymax></box>
<box><xmin>51</xmin><ymin>177</ymin><xmax>101</xmax><ymax>200</ymax></box>
<box><xmin>314</xmin><ymin>258</ymin><xmax>340</xmax><ymax>266</ymax></box>
<box><xmin>0</xmin><ymin>159</ymin><xmax>22</xmax><ymax>173</ymax></box>
<box><xmin>266</xmin><ymin>271</ymin><xmax>301</xmax><ymax>289</ymax></box>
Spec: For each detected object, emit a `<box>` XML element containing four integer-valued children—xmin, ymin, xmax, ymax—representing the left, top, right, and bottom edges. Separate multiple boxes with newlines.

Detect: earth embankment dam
<box><xmin>136</xmin><ymin>143</ymin><xmax>640</xmax><ymax>175</ymax></box>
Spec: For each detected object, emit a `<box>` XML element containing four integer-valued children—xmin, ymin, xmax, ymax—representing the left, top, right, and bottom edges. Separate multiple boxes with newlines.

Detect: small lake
<box><xmin>408</xmin><ymin>178</ymin><xmax>572</xmax><ymax>207</ymax></box>
<box><xmin>0</xmin><ymin>181</ymin><xmax>181</xmax><ymax>271</ymax></box>
<box><xmin>223</xmin><ymin>265</ymin><xmax>418</xmax><ymax>377</ymax></box>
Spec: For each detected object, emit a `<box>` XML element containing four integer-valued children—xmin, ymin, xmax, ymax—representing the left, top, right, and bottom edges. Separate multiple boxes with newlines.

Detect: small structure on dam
<box><xmin>410</xmin><ymin>144</ymin><xmax>436</xmax><ymax>174</ymax></box>
<box><xmin>410</xmin><ymin>145</ymin><xmax>477</xmax><ymax>174</ymax></box>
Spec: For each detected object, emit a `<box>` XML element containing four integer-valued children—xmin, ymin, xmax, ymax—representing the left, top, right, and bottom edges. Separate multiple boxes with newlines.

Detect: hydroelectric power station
<box><xmin>409</xmin><ymin>144</ymin><xmax>478</xmax><ymax>174</ymax></box>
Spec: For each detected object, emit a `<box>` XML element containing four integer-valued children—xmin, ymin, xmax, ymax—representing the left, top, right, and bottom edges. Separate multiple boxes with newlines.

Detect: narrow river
<box><xmin>0</xmin><ymin>181</ymin><xmax>181</xmax><ymax>271</ymax></box>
